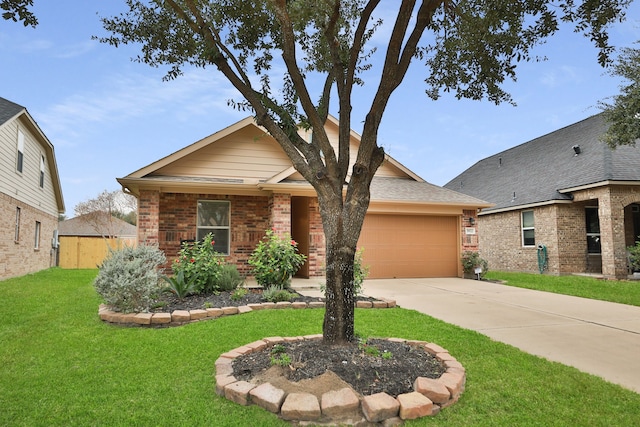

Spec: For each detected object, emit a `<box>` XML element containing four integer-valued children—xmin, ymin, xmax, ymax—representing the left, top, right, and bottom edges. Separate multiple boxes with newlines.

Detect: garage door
<box><xmin>358</xmin><ymin>214</ymin><xmax>459</xmax><ymax>278</ymax></box>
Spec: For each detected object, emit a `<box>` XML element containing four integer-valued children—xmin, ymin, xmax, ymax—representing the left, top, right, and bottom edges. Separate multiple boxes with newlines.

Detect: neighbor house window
<box><xmin>197</xmin><ymin>200</ymin><xmax>230</xmax><ymax>255</ymax></box>
<box><xmin>39</xmin><ymin>155</ymin><xmax>45</xmax><ymax>188</ymax></box>
<box><xmin>15</xmin><ymin>207</ymin><xmax>21</xmax><ymax>242</ymax></box>
<box><xmin>34</xmin><ymin>221</ymin><xmax>41</xmax><ymax>249</ymax></box>
<box><xmin>585</xmin><ymin>207</ymin><xmax>601</xmax><ymax>254</ymax></box>
<box><xmin>17</xmin><ymin>130</ymin><xmax>24</xmax><ymax>173</ymax></box>
<box><xmin>521</xmin><ymin>210</ymin><xmax>535</xmax><ymax>247</ymax></box>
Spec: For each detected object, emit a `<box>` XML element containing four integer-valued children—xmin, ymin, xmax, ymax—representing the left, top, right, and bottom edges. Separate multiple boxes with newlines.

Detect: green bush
<box><xmin>162</xmin><ymin>269</ymin><xmax>198</xmax><ymax>299</ymax></box>
<box><xmin>94</xmin><ymin>245</ymin><xmax>166</xmax><ymax>313</ymax></box>
<box><xmin>172</xmin><ymin>233</ymin><xmax>224</xmax><ymax>293</ymax></box>
<box><xmin>262</xmin><ymin>285</ymin><xmax>296</xmax><ymax>302</ymax></box>
<box><xmin>461</xmin><ymin>250</ymin><xmax>489</xmax><ymax>278</ymax></box>
<box><xmin>628</xmin><ymin>240</ymin><xmax>640</xmax><ymax>272</ymax></box>
<box><xmin>216</xmin><ymin>264</ymin><xmax>244</xmax><ymax>291</ymax></box>
<box><xmin>248</xmin><ymin>228</ymin><xmax>306</xmax><ymax>288</ymax></box>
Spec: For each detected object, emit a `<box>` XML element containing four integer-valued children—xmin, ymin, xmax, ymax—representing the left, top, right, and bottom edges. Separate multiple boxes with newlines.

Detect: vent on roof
<box><xmin>572</xmin><ymin>145</ymin><xmax>581</xmax><ymax>156</ymax></box>
<box><xmin>498</xmin><ymin>157</ymin><xmax>502</xmax><ymax>167</ymax></box>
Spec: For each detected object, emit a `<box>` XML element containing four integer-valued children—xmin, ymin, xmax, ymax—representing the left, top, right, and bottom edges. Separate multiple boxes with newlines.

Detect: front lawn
<box><xmin>1</xmin><ymin>268</ymin><xmax>639</xmax><ymax>426</ymax></box>
<box><xmin>485</xmin><ymin>271</ymin><xmax>640</xmax><ymax>307</ymax></box>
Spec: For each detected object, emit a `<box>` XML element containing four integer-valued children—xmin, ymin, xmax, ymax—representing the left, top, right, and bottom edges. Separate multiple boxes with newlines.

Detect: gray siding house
<box><xmin>445</xmin><ymin>114</ymin><xmax>640</xmax><ymax>279</ymax></box>
<box><xmin>0</xmin><ymin>97</ymin><xmax>65</xmax><ymax>280</ymax></box>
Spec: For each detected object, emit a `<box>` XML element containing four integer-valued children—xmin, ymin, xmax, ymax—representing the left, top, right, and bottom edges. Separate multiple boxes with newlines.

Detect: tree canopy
<box><xmin>600</xmin><ymin>42</ymin><xmax>640</xmax><ymax>147</ymax></box>
<box><xmin>100</xmin><ymin>0</ymin><xmax>631</xmax><ymax>343</ymax></box>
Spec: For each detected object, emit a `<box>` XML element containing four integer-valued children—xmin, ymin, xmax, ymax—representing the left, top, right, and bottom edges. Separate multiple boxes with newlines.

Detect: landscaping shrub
<box><xmin>248</xmin><ymin>228</ymin><xmax>306</xmax><ymax>288</ymax></box>
<box><xmin>262</xmin><ymin>285</ymin><xmax>297</xmax><ymax>302</ymax></box>
<box><xmin>94</xmin><ymin>245</ymin><xmax>166</xmax><ymax>313</ymax></box>
<box><xmin>628</xmin><ymin>240</ymin><xmax>640</xmax><ymax>272</ymax></box>
<box><xmin>461</xmin><ymin>250</ymin><xmax>489</xmax><ymax>278</ymax></box>
<box><xmin>162</xmin><ymin>269</ymin><xmax>198</xmax><ymax>299</ymax></box>
<box><xmin>172</xmin><ymin>233</ymin><xmax>224</xmax><ymax>293</ymax></box>
<box><xmin>215</xmin><ymin>264</ymin><xmax>244</xmax><ymax>291</ymax></box>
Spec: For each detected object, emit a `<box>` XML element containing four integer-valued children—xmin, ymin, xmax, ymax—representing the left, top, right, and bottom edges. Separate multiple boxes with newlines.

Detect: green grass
<box><xmin>486</xmin><ymin>271</ymin><xmax>640</xmax><ymax>307</ymax></box>
<box><xmin>2</xmin><ymin>268</ymin><xmax>640</xmax><ymax>426</ymax></box>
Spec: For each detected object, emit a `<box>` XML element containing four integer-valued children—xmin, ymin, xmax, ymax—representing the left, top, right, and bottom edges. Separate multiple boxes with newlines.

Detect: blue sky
<box><xmin>2</xmin><ymin>1</ymin><xmax>639</xmax><ymax>216</ymax></box>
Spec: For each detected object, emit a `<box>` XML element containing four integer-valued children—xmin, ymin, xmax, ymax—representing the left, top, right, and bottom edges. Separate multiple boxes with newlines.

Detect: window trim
<box><xmin>15</xmin><ymin>207</ymin><xmax>21</xmax><ymax>242</ymax></box>
<box><xmin>34</xmin><ymin>221</ymin><xmax>41</xmax><ymax>250</ymax></box>
<box><xmin>39</xmin><ymin>154</ymin><xmax>45</xmax><ymax>188</ymax></box>
<box><xmin>17</xmin><ymin>129</ymin><xmax>24</xmax><ymax>173</ymax></box>
<box><xmin>521</xmin><ymin>210</ymin><xmax>535</xmax><ymax>247</ymax></box>
<box><xmin>196</xmin><ymin>200</ymin><xmax>231</xmax><ymax>255</ymax></box>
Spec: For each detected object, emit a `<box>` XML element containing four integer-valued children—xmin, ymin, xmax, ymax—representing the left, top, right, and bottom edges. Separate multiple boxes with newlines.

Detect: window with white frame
<box><xmin>34</xmin><ymin>221</ymin><xmax>41</xmax><ymax>249</ymax></box>
<box><xmin>521</xmin><ymin>210</ymin><xmax>535</xmax><ymax>247</ymax></box>
<box><xmin>39</xmin><ymin>155</ymin><xmax>45</xmax><ymax>188</ymax></box>
<box><xmin>15</xmin><ymin>207</ymin><xmax>21</xmax><ymax>242</ymax></box>
<box><xmin>17</xmin><ymin>130</ymin><xmax>24</xmax><ymax>173</ymax></box>
<box><xmin>197</xmin><ymin>200</ymin><xmax>230</xmax><ymax>255</ymax></box>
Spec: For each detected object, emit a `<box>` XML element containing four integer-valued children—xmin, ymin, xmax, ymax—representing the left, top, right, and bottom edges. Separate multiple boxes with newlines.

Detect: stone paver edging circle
<box><xmin>216</xmin><ymin>336</ymin><xmax>465</xmax><ymax>425</ymax></box>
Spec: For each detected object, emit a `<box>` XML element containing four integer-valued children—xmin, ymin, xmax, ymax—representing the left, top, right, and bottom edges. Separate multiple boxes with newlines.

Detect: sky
<box><xmin>1</xmin><ymin>1</ymin><xmax>639</xmax><ymax>217</ymax></box>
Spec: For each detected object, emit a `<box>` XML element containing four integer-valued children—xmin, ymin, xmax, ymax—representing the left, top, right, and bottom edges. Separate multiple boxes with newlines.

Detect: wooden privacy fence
<box><xmin>58</xmin><ymin>236</ymin><xmax>137</xmax><ymax>269</ymax></box>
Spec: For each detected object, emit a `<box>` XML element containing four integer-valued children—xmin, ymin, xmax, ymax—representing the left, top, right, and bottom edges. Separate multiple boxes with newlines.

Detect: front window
<box><xmin>522</xmin><ymin>210</ymin><xmax>535</xmax><ymax>247</ymax></box>
<box><xmin>585</xmin><ymin>207</ymin><xmax>601</xmax><ymax>254</ymax></box>
<box><xmin>197</xmin><ymin>200</ymin><xmax>230</xmax><ymax>255</ymax></box>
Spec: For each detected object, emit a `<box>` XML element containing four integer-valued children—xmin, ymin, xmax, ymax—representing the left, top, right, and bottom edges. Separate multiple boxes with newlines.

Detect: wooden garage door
<box><xmin>358</xmin><ymin>214</ymin><xmax>459</xmax><ymax>278</ymax></box>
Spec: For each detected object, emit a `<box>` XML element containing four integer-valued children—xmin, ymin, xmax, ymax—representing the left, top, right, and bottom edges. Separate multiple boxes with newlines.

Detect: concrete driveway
<box><xmin>355</xmin><ymin>277</ymin><xmax>640</xmax><ymax>394</ymax></box>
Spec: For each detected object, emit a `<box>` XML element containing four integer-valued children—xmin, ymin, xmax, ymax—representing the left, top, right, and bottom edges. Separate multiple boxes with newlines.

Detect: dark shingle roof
<box><xmin>444</xmin><ymin>114</ymin><xmax>640</xmax><ymax>212</ymax></box>
<box><xmin>0</xmin><ymin>97</ymin><xmax>25</xmax><ymax>126</ymax></box>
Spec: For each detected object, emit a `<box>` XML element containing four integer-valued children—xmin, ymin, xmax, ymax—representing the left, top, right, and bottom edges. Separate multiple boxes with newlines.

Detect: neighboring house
<box><xmin>118</xmin><ymin>116</ymin><xmax>490</xmax><ymax>279</ymax></box>
<box><xmin>445</xmin><ymin>114</ymin><xmax>640</xmax><ymax>279</ymax></box>
<box><xmin>58</xmin><ymin>213</ymin><xmax>137</xmax><ymax>269</ymax></box>
<box><xmin>0</xmin><ymin>97</ymin><xmax>65</xmax><ymax>280</ymax></box>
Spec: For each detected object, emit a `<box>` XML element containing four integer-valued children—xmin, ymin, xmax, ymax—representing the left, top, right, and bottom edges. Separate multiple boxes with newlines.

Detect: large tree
<box><xmin>600</xmin><ymin>42</ymin><xmax>640</xmax><ymax>147</ymax></box>
<box><xmin>99</xmin><ymin>0</ymin><xmax>629</xmax><ymax>344</ymax></box>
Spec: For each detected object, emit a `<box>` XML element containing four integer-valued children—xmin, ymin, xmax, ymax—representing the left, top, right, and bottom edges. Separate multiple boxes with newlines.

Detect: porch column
<box><xmin>137</xmin><ymin>189</ymin><xmax>160</xmax><ymax>246</ymax></box>
<box><xmin>269</xmin><ymin>193</ymin><xmax>291</xmax><ymax>234</ymax></box>
<box><xmin>599</xmin><ymin>190</ymin><xmax>628</xmax><ymax>278</ymax></box>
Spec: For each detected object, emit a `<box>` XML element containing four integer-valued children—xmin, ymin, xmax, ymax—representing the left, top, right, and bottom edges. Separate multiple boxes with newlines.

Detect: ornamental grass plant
<box><xmin>2</xmin><ymin>269</ymin><xmax>640</xmax><ymax>426</ymax></box>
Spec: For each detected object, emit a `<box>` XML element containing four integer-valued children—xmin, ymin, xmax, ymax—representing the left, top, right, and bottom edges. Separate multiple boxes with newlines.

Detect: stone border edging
<box><xmin>215</xmin><ymin>336</ymin><xmax>465</xmax><ymax>425</ymax></box>
<box><xmin>98</xmin><ymin>297</ymin><xmax>397</xmax><ymax>327</ymax></box>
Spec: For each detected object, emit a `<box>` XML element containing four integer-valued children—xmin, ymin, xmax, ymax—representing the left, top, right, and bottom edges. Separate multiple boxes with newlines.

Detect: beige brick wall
<box><xmin>0</xmin><ymin>192</ymin><xmax>58</xmax><ymax>280</ymax></box>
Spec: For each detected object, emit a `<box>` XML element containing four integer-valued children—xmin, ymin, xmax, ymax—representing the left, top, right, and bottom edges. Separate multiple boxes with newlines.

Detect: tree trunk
<box><xmin>323</xmin><ymin>236</ymin><xmax>356</xmax><ymax>344</ymax></box>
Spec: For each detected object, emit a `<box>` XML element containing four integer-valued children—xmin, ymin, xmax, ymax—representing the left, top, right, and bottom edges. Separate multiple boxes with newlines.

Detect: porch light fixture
<box><xmin>572</xmin><ymin>145</ymin><xmax>581</xmax><ymax>155</ymax></box>
<box><xmin>468</xmin><ymin>217</ymin><xmax>475</xmax><ymax>225</ymax></box>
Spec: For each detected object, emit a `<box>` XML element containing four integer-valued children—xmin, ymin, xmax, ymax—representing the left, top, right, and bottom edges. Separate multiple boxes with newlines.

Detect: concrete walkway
<box><xmin>294</xmin><ymin>277</ymin><xmax>640</xmax><ymax>393</ymax></box>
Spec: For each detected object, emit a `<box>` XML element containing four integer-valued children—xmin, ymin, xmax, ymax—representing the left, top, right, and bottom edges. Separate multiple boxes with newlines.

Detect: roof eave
<box><xmin>558</xmin><ymin>180</ymin><xmax>640</xmax><ymax>194</ymax></box>
<box><xmin>479</xmin><ymin>199</ymin><xmax>573</xmax><ymax>215</ymax></box>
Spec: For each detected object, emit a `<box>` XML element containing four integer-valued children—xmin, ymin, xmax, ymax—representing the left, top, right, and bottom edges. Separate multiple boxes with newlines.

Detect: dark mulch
<box><xmin>150</xmin><ymin>288</ymin><xmax>376</xmax><ymax>313</ymax></box>
<box><xmin>232</xmin><ymin>338</ymin><xmax>447</xmax><ymax>398</ymax></box>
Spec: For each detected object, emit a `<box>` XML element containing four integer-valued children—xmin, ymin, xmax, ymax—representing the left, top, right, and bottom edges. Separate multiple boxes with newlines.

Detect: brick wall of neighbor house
<box><xmin>479</xmin><ymin>205</ymin><xmax>562</xmax><ymax>274</ymax></box>
<box><xmin>0</xmin><ymin>192</ymin><xmax>58</xmax><ymax>280</ymax></box>
<box><xmin>156</xmin><ymin>192</ymin><xmax>271</xmax><ymax>276</ymax></box>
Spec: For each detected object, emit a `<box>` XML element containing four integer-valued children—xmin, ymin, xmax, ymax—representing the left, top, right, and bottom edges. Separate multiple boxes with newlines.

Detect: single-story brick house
<box><xmin>0</xmin><ymin>97</ymin><xmax>65</xmax><ymax>280</ymax></box>
<box><xmin>118</xmin><ymin>116</ymin><xmax>490</xmax><ymax>279</ymax></box>
<box><xmin>445</xmin><ymin>114</ymin><xmax>640</xmax><ymax>279</ymax></box>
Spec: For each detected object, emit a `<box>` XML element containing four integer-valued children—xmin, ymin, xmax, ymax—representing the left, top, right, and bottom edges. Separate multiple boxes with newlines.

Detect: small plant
<box><xmin>162</xmin><ymin>269</ymin><xmax>198</xmax><ymax>300</ymax></box>
<box><xmin>262</xmin><ymin>285</ymin><xmax>296</xmax><ymax>303</ymax></box>
<box><xmin>270</xmin><ymin>344</ymin><xmax>291</xmax><ymax>367</ymax></box>
<box><xmin>248</xmin><ymin>228</ymin><xmax>307</xmax><ymax>288</ymax></box>
<box><xmin>230</xmin><ymin>287</ymin><xmax>248</xmax><ymax>301</ymax></box>
<box><xmin>461</xmin><ymin>251</ymin><xmax>489</xmax><ymax>278</ymax></box>
<box><xmin>94</xmin><ymin>245</ymin><xmax>166</xmax><ymax>313</ymax></box>
<box><xmin>382</xmin><ymin>351</ymin><xmax>393</xmax><ymax>360</ymax></box>
<box><xmin>203</xmin><ymin>301</ymin><xmax>213</xmax><ymax>309</ymax></box>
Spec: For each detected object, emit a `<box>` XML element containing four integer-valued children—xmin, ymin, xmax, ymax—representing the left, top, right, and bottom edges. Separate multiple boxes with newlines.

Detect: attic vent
<box><xmin>498</xmin><ymin>157</ymin><xmax>502</xmax><ymax>167</ymax></box>
<box><xmin>511</xmin><ymin>192</ymin><xmax>517</xmax><ymax>202</ymax></box>
<box><xmin>572</xmin><ymin>145</ymin><xmax>581</xmax><ymax>155</ymax></box>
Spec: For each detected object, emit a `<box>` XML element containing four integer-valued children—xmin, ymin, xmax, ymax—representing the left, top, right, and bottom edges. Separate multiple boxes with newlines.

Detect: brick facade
<box><xmin>479</xmin><ymin>185</ymin><xmax>640</xmax><ymax>278</ymax></box>
<box><xmin>0</xmin><ymin>192</ymin><xmax>58</xmax><ymax>280</ymax></box>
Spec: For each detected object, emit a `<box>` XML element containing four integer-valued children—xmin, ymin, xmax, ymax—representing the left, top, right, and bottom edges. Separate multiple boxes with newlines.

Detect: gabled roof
<box><xmin>119</xmin><ymin>116</ymin><xmax>490</xmax><ymax>210</ymax></box>
<box><xmin>0</xmin><ymin>97</ymin><xmax>65</xmax><ymax>214</ymax></box>
<box><xmin>58</xmin><ymin>213</ymin><xmax>136</xmax><ymax>237</ymax></box>
<box><xmin>444</xmin><ymin>114</ymin><xmax>640</xmax><ymax>213</ymax></box>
